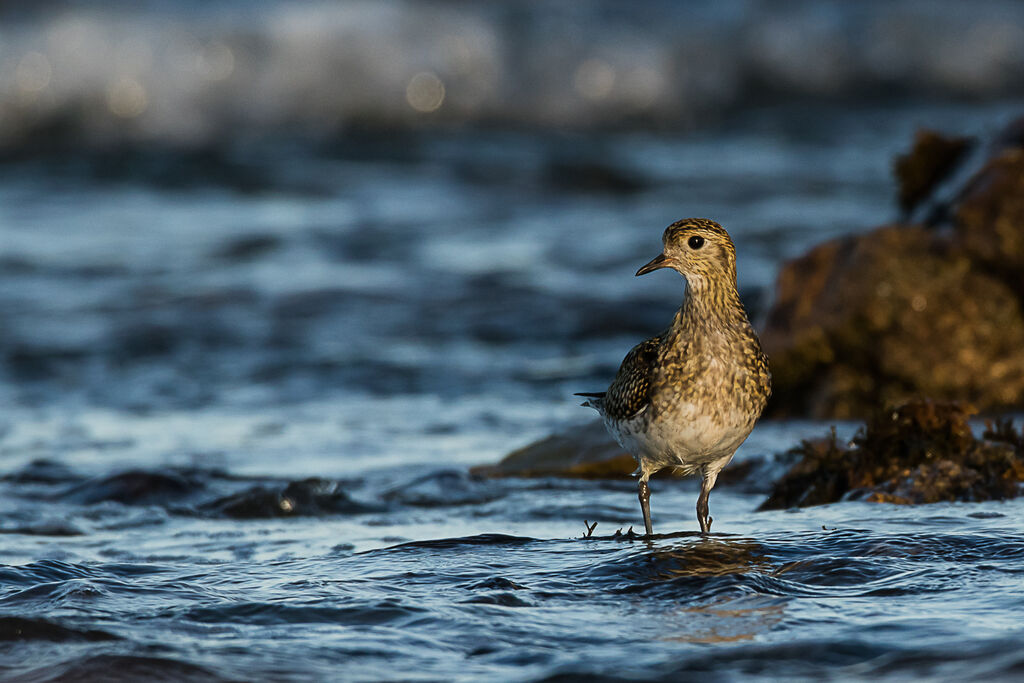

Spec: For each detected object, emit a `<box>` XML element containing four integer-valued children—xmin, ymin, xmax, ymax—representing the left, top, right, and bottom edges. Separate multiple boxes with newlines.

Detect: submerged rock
<box><xmin>759</xmin><ymin>400</ymin><xmax>1024</xmax><ymax>510</ymax></box>
<box><xmin>62</xmin><ymin>470</ymin><xmax>201</xmax><ymax>505</ymax></box>
<box><xmin>764</xmin><ymin>116</ymin><xmax>1024</xmax><ymax>418</ymax></box>
<box><xmin>203</xmin><ymin>478</ymin><xmax>377</xmax><ymax>519</ymax></box>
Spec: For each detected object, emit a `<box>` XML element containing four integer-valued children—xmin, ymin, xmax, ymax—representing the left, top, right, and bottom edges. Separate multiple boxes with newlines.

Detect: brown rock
<box><xmin>894</xmin><ymin>129</ymin><xmax>972</xmax><ymax>216</ymax></box>
<box><xmin>955</xmin><ymin>148</ymin><xmax>1024</xmax><ymax>293</ymax></box>
<box><xmin>471</xmin><ymin>421</ymin><xmax>635</xmax><ymax>478</ymax></box>
<box><xmin>475</xmin><ymin>422</ymin><xmax>784</xmax><ymax>493</ymax></box>
<box><xmin>763</xmin><ymin>223</ymin><xmax>1024</xmax><ymax>418</ymax></box>
<box><xmin>758</xmin><ymin>400</ymin><xmax>1024</xmax><ymax>510</ymax></box>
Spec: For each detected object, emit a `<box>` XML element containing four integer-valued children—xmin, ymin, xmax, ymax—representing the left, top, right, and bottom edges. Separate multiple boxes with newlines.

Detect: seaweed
<box><xmin>759</xmin><ymin>400</ymin><xmax>1024</xmax><ymax>509</ymax></box>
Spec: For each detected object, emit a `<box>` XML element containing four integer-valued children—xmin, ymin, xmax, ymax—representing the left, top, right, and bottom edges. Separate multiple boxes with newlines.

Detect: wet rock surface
<box><xmin>763</xmin><ymin>117</ymin><xmax>1024</xmax><ymax>418</ymax></box>
<box><xmin>61</xmin><ymin>470</ymin><xmax>202</xmax><ymax>505</ymax></box>
<box><xmin>759</xmin><ymin>401</ymin><xmax>1024</xmax><ymax>510</ymax></box>
<box><xmin>474</xmin><ymin>420</ymin><xmax>786</xmax><ymax>493</ymax></box>
<box><xmin>471</xmin><ymin>421</ymin><xmax>634</xmax><ymax>479</ymax></box>
<box><xmin>201</xmin><ymin>478</ymin><xmax>379</xmax><ymax>519</ymax></box>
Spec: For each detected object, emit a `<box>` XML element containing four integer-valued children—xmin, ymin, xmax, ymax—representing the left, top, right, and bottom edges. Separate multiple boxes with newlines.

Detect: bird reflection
<box><xmin>633</xmin><ymin>533</ymin><xmax>771</xmax><ymax>579</ymax></box>
<box><xmin>589</xmin><ymin>532</ymin><xmax>785</xmax><ymax>643</ymax></box>
<box><xmin>664</xmin><ymin>597</ymin><xmax>786</xmax><ymax>644</ymax></box>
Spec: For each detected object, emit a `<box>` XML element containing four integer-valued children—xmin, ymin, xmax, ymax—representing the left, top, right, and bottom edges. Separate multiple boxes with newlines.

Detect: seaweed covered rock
<box><xmin>763</xmin><ymin>117</ymin><xmax>1024</xmax><ymax>418</ymax></box>
<box><xmin>759</xmin><ymin>400</ymin><xmax>1024</xmax><ymax>510</ymax></box>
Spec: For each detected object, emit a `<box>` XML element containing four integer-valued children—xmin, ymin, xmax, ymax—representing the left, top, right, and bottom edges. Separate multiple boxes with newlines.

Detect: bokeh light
<box><xmin>405</xmin><ymin>71</ymin><xmax>445</xmax><ymax>113</ymax></box>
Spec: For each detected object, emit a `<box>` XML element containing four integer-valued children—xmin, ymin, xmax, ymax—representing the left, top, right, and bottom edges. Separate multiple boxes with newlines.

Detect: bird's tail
<box><xmin>574</xmin><ymin>391</ymin><xmax>605</xmax><ymax>410</ymax></box>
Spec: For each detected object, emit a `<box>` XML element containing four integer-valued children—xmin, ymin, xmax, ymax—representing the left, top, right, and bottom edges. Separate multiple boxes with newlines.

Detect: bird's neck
<box><xmin>675</xmin><ymin>276</ymin><xmax>748</xmax><ymax>332</ymax></box>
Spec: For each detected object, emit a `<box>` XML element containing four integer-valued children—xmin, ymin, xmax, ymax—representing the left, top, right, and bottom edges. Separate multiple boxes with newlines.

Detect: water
<box><xmin>3</xmin><ymin>3</ymin><xmax>1024</xmax><ymax>676</ymax></box>
<box><xmin>2</xmin><ymin>462</ymin><xmax>1024</xmax><ymax>681</ymax></box>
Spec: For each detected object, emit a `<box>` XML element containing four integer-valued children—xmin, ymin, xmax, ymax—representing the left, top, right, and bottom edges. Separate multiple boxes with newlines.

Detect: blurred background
<box><xmin>3</xmin><ymin>0</ymin><xmax>1024</xmax><ymax>469</ymax></box>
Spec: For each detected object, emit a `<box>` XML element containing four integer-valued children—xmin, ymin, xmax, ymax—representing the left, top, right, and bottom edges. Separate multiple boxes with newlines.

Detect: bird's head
<box><xmin>635</xmin><ymin>218</ymin><xmax>737</xmax><ymax>288</ymax></box>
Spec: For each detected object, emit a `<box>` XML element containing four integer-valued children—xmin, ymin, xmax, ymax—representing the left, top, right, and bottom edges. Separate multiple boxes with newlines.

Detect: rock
<box><xmin>762</xmin><ymin>223</ymin><xmax>1024</xmax><ymax>418</ymax></box>
<box><xmin>893</xmin><ymin>129</ymin><xmax>972</xmax><ymax>217</ymax></box>
<box><xmin>955</xmin><ymin>146</ymin><xmax>1024</xmax><ymax>294</ymax></box>
<box><xmin>758</xmin><ymin>400</ymin><xmax>1024</xmax><ymax>510</ymax></box>
<box><xmin>471</xmin><ymin>421</ymin><xmax>634</xmax><ymax>478</ymax></box>
<box><xmin>472</xmin><ymin>421</ymin><xmax>782</xmax><ymax>489</ymax></box>
<box><xmin>764</xmin><ymin>117</ymin><xmax>1024</xmax><ymax>418</ymax></box>
<box><xmin>62</xmin><ymin>470</ymin><xmax>201</xmax><ymax>505</ymax></box>
<box><xmin>202</xmin><ymin>478</ymin><xmax>377</xmax><ymax>518</ymax></box>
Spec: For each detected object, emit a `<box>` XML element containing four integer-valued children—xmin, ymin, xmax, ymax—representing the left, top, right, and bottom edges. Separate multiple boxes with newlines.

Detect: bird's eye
<box><xmin>688</xmin><ymin>235</ymin><xmax>705</xmax><ymax>250</ymax></box>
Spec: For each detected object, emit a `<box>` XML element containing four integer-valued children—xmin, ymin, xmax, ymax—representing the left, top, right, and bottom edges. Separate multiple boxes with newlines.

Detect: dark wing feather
<box><xmin>602</xmin><ymin>336</ymin><xmax>660</xmax><ymax>420</ymax></box>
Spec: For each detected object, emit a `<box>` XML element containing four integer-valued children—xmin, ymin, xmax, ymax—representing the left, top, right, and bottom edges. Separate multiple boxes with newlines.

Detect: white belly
<box><xmin>606</xmin><ymin>402</ymin><xmax>754</xmax><ymax>476</ymax></box>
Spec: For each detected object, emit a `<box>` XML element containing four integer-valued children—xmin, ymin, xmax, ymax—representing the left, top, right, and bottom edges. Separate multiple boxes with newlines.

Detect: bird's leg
<box><xmin>696</xmin><ymin>487</ymin><xmax>711</xmax><ymax>534</ymax></box>
<box><xmin>638</xmin><ymin>478</ymin><xmax>653</xmax><ymax>537</ymax></box>
<box><xmin>697</xmin><ymin>469</ymin><xmax>718</xmax><ymax>535</ymax></box>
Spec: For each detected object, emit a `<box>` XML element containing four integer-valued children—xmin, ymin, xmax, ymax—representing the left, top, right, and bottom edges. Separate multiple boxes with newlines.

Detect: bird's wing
<box><xmin>600</xmin><ymin>336</ymin><xmax>661</xmax><ymax>420</ymax></box>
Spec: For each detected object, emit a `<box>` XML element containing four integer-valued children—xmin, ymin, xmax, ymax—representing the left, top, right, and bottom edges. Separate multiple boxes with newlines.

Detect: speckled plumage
<box><xmin>599</xmin><ymin>336</ymin><xmax>661</xmax><ymax>420</ymax></box>
<box><xmin>578</xmin><ymin>218</ymin><xmax>771</xmax><ymax>535</ymax></box>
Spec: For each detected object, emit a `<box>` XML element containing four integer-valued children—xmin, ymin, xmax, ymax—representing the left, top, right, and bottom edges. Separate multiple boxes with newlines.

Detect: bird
<box><xmin>577</xmin><ymin>218</ymin><xmax>771</xmax><ymax>536</ymax></box>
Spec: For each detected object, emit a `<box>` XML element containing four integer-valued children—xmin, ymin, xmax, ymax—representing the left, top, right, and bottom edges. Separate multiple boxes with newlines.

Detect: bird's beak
<box><xmin>635</xmin><ymin>253</ymin><xmax>671</xmax><ymax>276</ymax></box>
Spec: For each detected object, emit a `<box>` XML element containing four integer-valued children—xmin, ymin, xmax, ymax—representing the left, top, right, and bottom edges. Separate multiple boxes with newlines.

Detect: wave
<box><xmin>2</xmin><ymin>0</ymin><xmax>1024</xmax><ymax>149</ymax></box>
<box><xmin>12</xmin><ymin>654</ymin><xmax>231</xmax><ymax>683</ymax></box>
